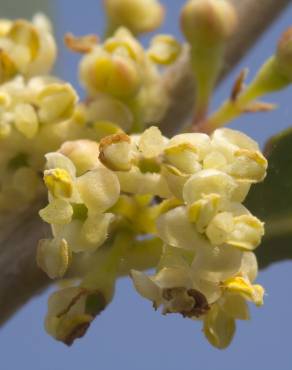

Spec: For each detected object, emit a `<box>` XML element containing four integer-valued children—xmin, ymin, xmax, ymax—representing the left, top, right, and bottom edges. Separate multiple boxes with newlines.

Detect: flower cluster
<box><xmin>0</xmin><ymin>13</ymin><xmax>183</xmax><ymax>213</ymax></box>
<box><xmin>0</xmin><ymin>75</ymin><xmax>78</xmax><ymax>210</ymax></box>
<box><xmin>0</xmin><ymin>0</ymin><xmax>281</xmax><ymax>351</ymax></box>
<box><xmin>0</xmin><ymin>14</ymin><xmax>56</xmax><ymax>82</ymax></box>
<box><xmin>0</xmin><ymin>15</ymin><xmax>80</xmax><ymax>211</ymax></box>
<box><xmin>131</xmin><ymin>127</ymin><xmax>267</xmax><ymax>348</ymax></box>
<box><xmin>78</xmin><ymin>27</ymin><xmax>181</xmax><ymax>131</ymax></box>
<box><xmin>39</xmin><ymin>126</ymin><xmax>267</xmax><ymax>347</ymax></box>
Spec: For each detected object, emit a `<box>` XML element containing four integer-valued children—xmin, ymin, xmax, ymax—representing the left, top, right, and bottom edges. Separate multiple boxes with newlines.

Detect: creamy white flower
<box><xmin>183</xmin><ymin>169</ymin><xmax>238</xmax><ymax>206</ymax></box>
<box><xmin>211</xmin><ymin>128</ymin><xmax>267</xmax><ymax>182</ymax></box>
<box><xmin>156</xmin><ymin>206</ymin><xmax>209</xmax><ymax>250</ymax></box>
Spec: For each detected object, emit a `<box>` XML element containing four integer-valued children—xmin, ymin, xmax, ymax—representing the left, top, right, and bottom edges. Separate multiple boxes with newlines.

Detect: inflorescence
<box><xmin>2</xmin><ymin>0</ymin><xmax>292</xmax><ymax>349</ymax></box>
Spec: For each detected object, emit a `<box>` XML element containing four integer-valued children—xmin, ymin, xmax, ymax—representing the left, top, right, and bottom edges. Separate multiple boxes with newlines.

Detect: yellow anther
<box><xmin>222</xmin><ymin>276</ymin><xmax>264</xmax><ymax>306</ymax></box>
<box><xmin>44</xmin><ymin>168</ymin><xmax>73</xmax><ymax>198</ymax></box>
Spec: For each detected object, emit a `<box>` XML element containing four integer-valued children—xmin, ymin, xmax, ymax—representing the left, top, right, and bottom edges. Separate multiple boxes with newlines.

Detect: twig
<box><xmin>0</xmin><ymin>199</ymin><xmax>50</xmax><ymax>326</ymax></box>
<box><xmin>0</xmin><ymin>0</ymin><xmax>290</xmax><ymax>327</ymax></box>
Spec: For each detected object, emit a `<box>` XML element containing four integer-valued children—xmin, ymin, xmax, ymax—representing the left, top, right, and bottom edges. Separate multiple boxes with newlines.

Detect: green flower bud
<box><xmin>180</xmin><ymin>0</ymin><xmax>237</xmax><ymax>46</ymax></box>
<box><xmin>275</xmin><ymin>27</ymin><xmax>292</xmax><ymax>81</ymax></box>
<box><xmin>180</xmin><ymin>0</ymin><xmax>238</xmax><ymax>123</ymax></box>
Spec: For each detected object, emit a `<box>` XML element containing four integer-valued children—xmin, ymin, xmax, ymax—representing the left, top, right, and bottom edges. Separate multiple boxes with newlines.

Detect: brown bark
<box><xmin>0</xmin><ymin>199</ymin><xmax>50</xmax><ymax>326</ymax></box>
<box><xmin>0</xmin><ymin>0</ymin><xmax>290</xmax><ymax>327</ymax></box>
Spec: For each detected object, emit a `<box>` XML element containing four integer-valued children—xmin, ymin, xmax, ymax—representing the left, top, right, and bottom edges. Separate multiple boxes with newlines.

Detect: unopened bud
<box><xmin>180</xmin><ymin>0</ymin><xmax>237</xmax><ymax>124</ymax></box>
<box><xmin>99</xmin><ymin>133</ymin><xmax>135</xmax><ymax>171</ymax></box>
<box><xmin>45</xmin><ymin>286</ymin><xmax>108</xmax><ymax>345</ymax></box>
<box><xmin>37</xmin><ymin>83</ymin><xmax>78</xmax><ymax>124</ymax></box>
<box><xmin>59</xmin><ymin>140</ymin><xmax>100</xmax><ymax>175</ymax></box>
<box><xmin>180</xmin><ymin>0</ymin><xmax>237</xmax><ymax>46</ymax></box>
<box><xmin>37</xmin><ymin>238</ymin><xmax>72</xmax><ymax>279</ymax></box>
<box><xmin>80</xmin><ymin>49</ymin><xmax>141</xmax><ymax>98</ymax></box>
<box><xmin>104</xmin><ymin>0</ymin><xmax>164</xmax><ymax>35</ymax></box>
<box><xmin>275</xmin><ymin>27</ymin><xmax>292</xmax><ymax>81</ymax></box>
<box><xmin>8</xmin><ymin>19</ymin><xmax>40</xmax><ymax>61</ymax></box>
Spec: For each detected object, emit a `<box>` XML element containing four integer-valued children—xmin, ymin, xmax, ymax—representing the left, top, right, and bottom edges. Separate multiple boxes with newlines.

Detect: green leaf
<box><xmin>245</xmin><ymin>127</ymin><xmax>292</xmax><ymax>268</ymax></box>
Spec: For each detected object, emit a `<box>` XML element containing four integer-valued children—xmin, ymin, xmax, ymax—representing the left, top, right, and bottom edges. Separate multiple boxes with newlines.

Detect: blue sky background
<box><xmin>1</xmin><ymin>1</ymin><xmax>292</xmax><ymax>369</ymax></box>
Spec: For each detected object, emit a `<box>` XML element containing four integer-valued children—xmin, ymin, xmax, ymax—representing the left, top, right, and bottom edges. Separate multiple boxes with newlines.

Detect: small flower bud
<box><xmin>7</xmin><ymin>19</ymin><xmax>40</xmax><ymax>62</ymax></box>
<box><xmin>104</xmin><ymin>0</ymin><xmax>165</xmax><ymax>35</ymax></box>
<box><xmin>2</xmin><ymin>16</ymin><xmax>57</xmax><ymax>77</ymax></box>
<box><xmin>139</xmin><ymin>126</ymin><xmax>167</xmax><ymax>158</ymax></box>
<box><xmin>99</xmin><ymin>133</ymin><xmax>135</xmax><ymax>171</ymax></box>
<box><xmin>37</xmin><ymin>238</ymin><xmax>72</xmax><ymax>279</ymax></box>
<box><xmin>180</xmin><ymin>0</ymin><xmax>238</xmax><ymax>122</ymax></box>
<box><xmin>45</xmin><ymin>287</ymin><xmax>108</xmax><ymax>345</ymax></box>
<box><xmin>37</xmin><ymin>83</ymin><xmax>78</xmax><ymax>124</ymax></box>
<box><xmin>59</xmin><ymin>140</ymin><xmax>100</xmax><ymax>176</ymax></box>
<box><xmin>80</xmin><ymin>49</ymin><xmax>141</xmax><ymax>99</ymax></box>
<box><xmin>275</xmin><ymin>27</ymin><xmax>292</xmax><ymax>81</ymax></box>
<box><xmin>180</xmin><ymin>0</ymin><xmax>237</xmax><ymax>46</ymax></box>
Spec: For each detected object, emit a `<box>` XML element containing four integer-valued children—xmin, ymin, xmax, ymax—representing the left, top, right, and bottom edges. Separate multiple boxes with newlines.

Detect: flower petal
<box><xmin>77</xmin><ymin>167</ymin><xmax>120</xmax><ymax>212</ymax></box>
